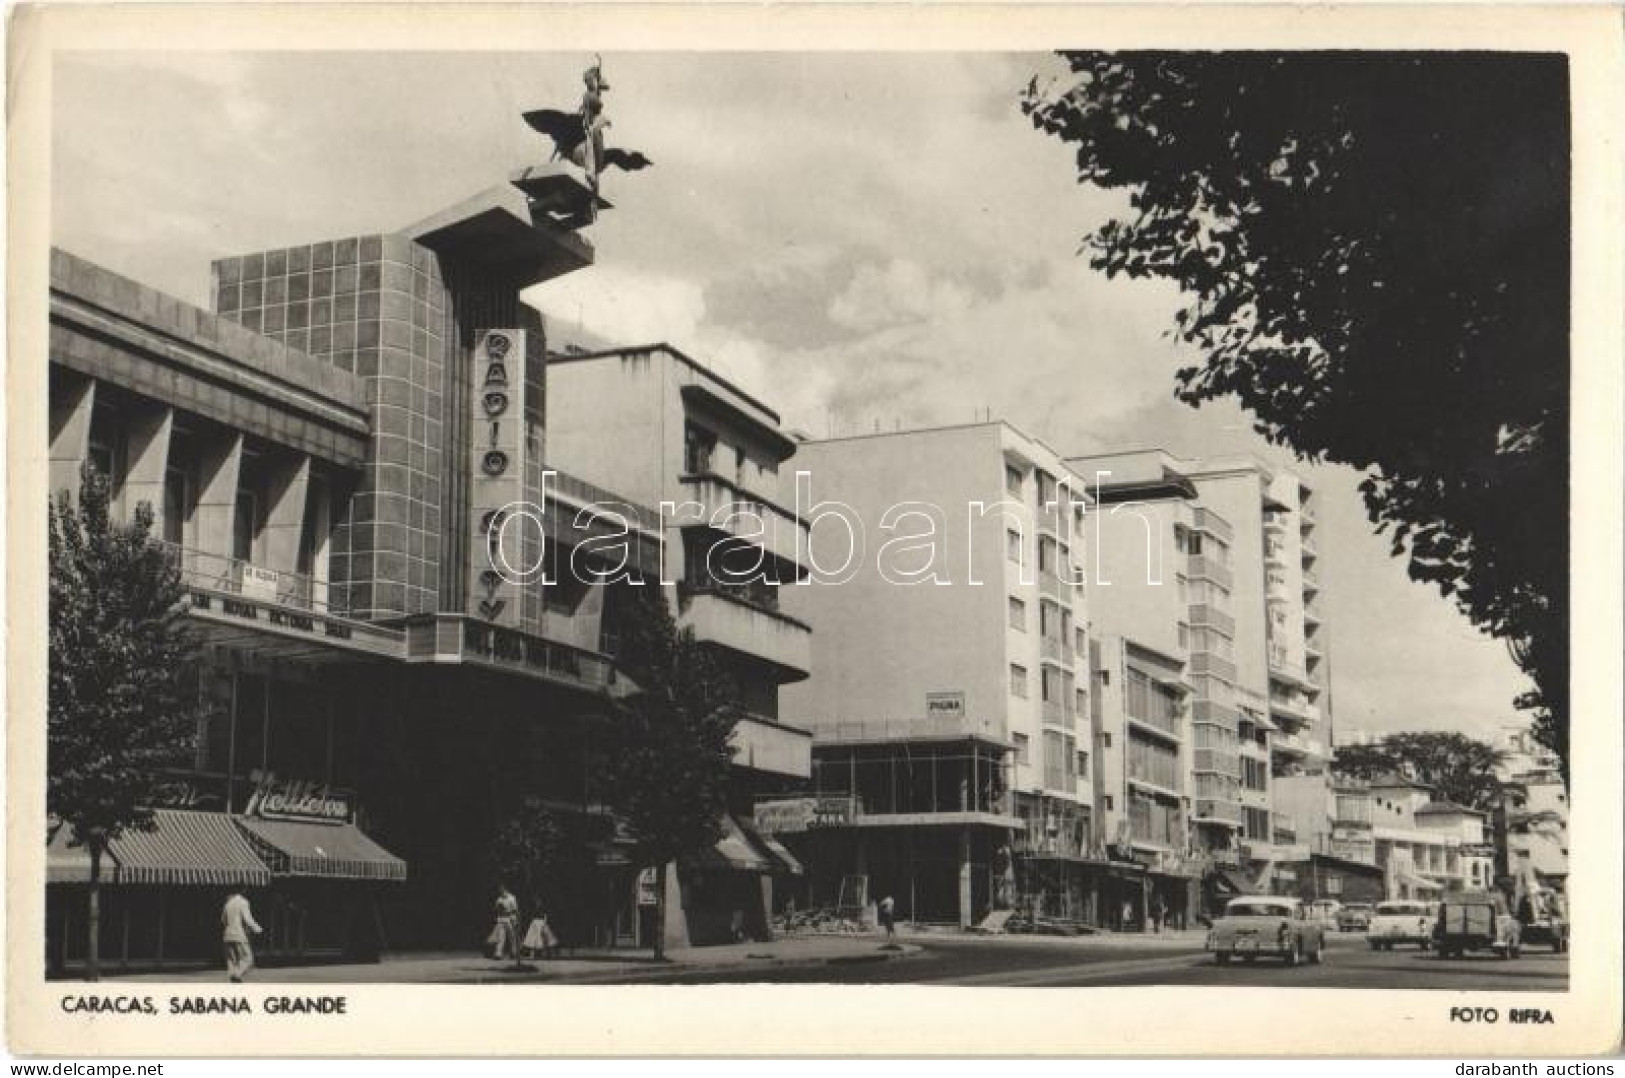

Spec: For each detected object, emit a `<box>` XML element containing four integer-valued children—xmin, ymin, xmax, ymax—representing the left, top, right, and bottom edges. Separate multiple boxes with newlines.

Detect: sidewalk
<box><xmin>108</xmin><ymin>934</ymin><xmax>922</xmax><ymax>985</ymax></box>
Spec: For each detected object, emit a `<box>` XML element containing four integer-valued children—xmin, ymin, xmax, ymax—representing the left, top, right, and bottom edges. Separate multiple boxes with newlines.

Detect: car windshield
<box><xmin>1226</xmin><ymin>902</ymin><xmax>1291</xmax><ymax>918</ymax></box>
<box><xmin>1376</xmin><ymin>903</ymin><xmax>1428</xmax><ymax>916</ymax></box>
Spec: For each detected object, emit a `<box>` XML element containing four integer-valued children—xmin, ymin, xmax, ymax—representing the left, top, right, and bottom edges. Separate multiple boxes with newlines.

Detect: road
<box><xmin>618</xmin><ymin>933</ymin><xmax>1570</xmax><ymax>989</ymax></box>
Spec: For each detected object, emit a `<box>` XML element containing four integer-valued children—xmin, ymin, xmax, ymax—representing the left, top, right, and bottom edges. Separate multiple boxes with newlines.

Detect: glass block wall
<box><xmin>212</xmin><ymin>234</ymin><xmax>453</xmax><ymax>621</ymax></box>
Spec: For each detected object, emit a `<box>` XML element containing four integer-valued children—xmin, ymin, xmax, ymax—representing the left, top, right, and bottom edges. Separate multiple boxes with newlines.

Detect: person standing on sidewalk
<box><xmin>490</xmin><ymin>885</ymin><xmax>520</xmax><ymax>961</ymax></box>
<box><xmin>877</xmin><ymin>895</ymin><xmax>896</xmax><ymax>940</ymax></box>
<box><xmin>221</xmin><ymin>890</ymin><xmax>263</xmax><ymax>983</ymax></box>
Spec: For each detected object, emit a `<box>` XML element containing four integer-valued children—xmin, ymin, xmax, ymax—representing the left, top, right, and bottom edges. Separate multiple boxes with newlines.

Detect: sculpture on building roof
<box><xmin>523</xmin><ymin>56</ymin><xmax>653</xmax><ymax>186</ymax></box>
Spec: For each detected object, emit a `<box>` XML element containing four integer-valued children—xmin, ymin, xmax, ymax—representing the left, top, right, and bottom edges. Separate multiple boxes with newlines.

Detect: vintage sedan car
<box><xmin>1336</xmin><ymin>903</ymin><xmax>1375</xmax><ymax>932</ymax></box>
<box><xmin>1305</xmin><ymin>899</ymin><xmax>1342</xmax><ymax>927</ymax></box>
<box><xmin>1515</xmin><ymin>891</ymin><xmax>1569</xmax><ymax>953</ymax></box>
<box><xmin>1435</xmin><ymin>891</ymin><xmax>1521</xmax><ymax>959</ymax></box>
<box><xmin>1207</xmin><ymin>896</ymin><xmax>1326</xmax><ymax>967</ymax></box>
<box><xmin>1366</xmin><ymin>900</ymin><xmax>1436</xmax><ymax>950</ymax></box>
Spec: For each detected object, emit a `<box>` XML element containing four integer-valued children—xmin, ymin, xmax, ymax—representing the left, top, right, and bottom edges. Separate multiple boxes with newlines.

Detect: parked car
<box><xmin>1434</xmin><ymin>892</ymin><xmax>1521</xmax><ymax>959</ymax></box>
<box><xmin>1336</xmin><ymin>903</ymin><xmax>1375</xmax><ymax>932</ymax></box>
<box><xmin>1367</xmin><ymin>900</ymin><xmax>1436</xmax><ymax>950</ymax></box>
<box><xmin>1207</xmin><ymin>896</ymin><xmax>1326</xmax><ymax>967</ymax></box>
<box><xmin>1305</xmin><ymin>899</ymin><xmax>1342</xmax><ymax>927</ymax></box>
<box><xmin>1515</xmin><ymin>891</ymin><xmax>1569</xmax><ymax>953</ymax></box>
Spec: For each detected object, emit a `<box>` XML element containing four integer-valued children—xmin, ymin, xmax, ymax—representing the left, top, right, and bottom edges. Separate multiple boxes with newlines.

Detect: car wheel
<box><xmin>1215</xmin><ymin>952</ymin><xmax>1231</xmax><ymax>966</ymax></box>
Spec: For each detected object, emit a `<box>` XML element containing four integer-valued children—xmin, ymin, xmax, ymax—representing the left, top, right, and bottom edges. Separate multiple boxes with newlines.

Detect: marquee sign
<box><xmin>468</xmin><ymin>329</ymin><xmax>530</xmax><ymax>628</ymax></box>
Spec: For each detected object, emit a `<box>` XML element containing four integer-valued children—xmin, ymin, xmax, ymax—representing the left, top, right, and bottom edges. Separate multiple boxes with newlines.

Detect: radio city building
<box><xmin>42</xmin><ymin>169</ymin><xmax>803</xmax><ymax>970</ymax></box>
<box><xmin>776</xmin><ymin>421</ymin><xmax>1100</xmax><ymax>929</ymax></box>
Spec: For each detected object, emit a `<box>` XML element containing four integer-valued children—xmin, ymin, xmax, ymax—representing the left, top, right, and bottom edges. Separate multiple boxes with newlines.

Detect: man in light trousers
<box><xmin>222</xmin><ymin>889</ymin><xmax>263</xmax><ymax>982</ymax></box>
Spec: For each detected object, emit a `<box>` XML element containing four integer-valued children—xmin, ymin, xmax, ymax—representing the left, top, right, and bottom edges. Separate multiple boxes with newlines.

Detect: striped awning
<box><xmin>47</xmin><ymin>810</ymin><xmax>272</xmax><ymax>887</ymax></box>
<box><xmin>736</xmin><ymin>816</ymin><xmax>805</xmax><ymax>876</ymax></box>
<box><xmin>234</xmin><ymin>817</ymin><xmax>407</xmax><ymax>881</ymax></box>
<box><xmin>681</xmin><ymin>814</ymin><xmax>775</xmax><ymax>874</ymax></box>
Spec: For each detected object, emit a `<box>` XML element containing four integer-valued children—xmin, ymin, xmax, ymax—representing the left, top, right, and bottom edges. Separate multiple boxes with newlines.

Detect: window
<box><xmin>1041</xmin><ymin>666</ymin><xmax>1057</xmax><ymax>703</ymax></box>
<box><xmin>1008</xmin><ymin>596</ymin><xmax>1026</xmax><ymax>630</ymax></box>
<box><xmin>1103</xmin><ymin>795</ymin><xmax>1114</xmax><ymax>811</ymax></box>
<box><xmin>1005</xmin><ymin>464</ymin><xmax>1024</xmax><ymax>497</ymax></box>
<box><xmin>1006</xmin><ymin>528</ymin><xmax>1024</xmax><ymax>566</ymax></box>
<box><xmin>163</xmin><ymin>466</ymin><xmax>189</xmax><ymax>547</ymax></box>
<box><xmin>233</xmin><ymin>490</ymin><xmax>258</xmax><ymax>563</ymax></box>
<box><xmin>1077</xmin><ymin>749</ymin><xmax>1089</xmax><ymax>775</ymax></box>
<box><xmin>1101</xmin><ymin>732</ymin><xmax>1112</xmax><ymax>749</ymax></box>
<box><xmin>683</xmin><ymin>422</ymin><xmax>717</xmax><ymax>475</ymax></box>
<box><xmin>1013</xmin><ymin>733</ymin><xmax>1030</xmax><ymax>765</ymax></box>
<box><xmin>1010</xmin><ymin>664</ymin><xmax>1028</xmax><ymax>698</ymax></box>
<box><xmin>1037</xmin><ymin>470</ymin><xmax>1058</xmax><ymax>508</ymax></box>
<box><xmin>1178</xmin><ymin>623</ymin><xmax>1190</xmax><ymax>650</ymax></box>
<box><xmin>1038</xmin><ymin>537</ymin><xmax>1057</xmax><ymax>574</ymax></box>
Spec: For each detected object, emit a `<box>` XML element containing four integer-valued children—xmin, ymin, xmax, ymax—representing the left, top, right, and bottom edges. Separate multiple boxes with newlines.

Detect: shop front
<box><xmin>45</xmin><ymin>769</ymin><xmax>405</xmax><ymax>976</ymax></box>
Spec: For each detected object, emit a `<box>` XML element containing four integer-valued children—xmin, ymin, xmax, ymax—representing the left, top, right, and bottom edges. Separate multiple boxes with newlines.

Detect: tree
<box><xmin>1331</xmin><ymin>731</ymin><xmax>1508</xmax><ymax>813</ymax></box>
<box><xmin>1021</xmin><ymin>54</ymin><xmax>1569</xmax><ymax>778</ymax></box>
<box><xmin>49</xmin><ymin>463</ymin><xmax>202</xmax><ymax>980</ymax></box>
<box><xmin>602</xmin><ymin>584</ymin><xmax>740</xmax><ymax>960</ymax></box>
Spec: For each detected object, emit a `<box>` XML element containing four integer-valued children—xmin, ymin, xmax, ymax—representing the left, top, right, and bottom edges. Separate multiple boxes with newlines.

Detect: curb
<box><xmin>444</xmin><ymin>944</ymin><xmax>924</xmax><ymax>985</ymax></box>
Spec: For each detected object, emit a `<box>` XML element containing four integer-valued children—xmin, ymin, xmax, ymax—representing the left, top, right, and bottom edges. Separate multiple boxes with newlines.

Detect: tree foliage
<box><xmin>49</xmin><ymin>463</ymin><xmax>204</xmax><ymax>978</ymax></box>
<box><xmin>1331</xmin><ymin>730</ymin><xmax>1508</xmax><ymax>813</ymax></box>
<box><xmin>1021</xmin><ymin>54</ymin><xmax>1569</xmax><ymax>776</ymax></box>
<box><xmin>602</xmin><ymin>584</ymin><xmax>740</xmax><ymax>958</ymax></box>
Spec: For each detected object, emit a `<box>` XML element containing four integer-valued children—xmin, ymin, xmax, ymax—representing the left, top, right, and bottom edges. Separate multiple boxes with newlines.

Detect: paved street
<box><xmin>621</xmin><ymin>932</ymin><xmax>1570</xmax><ymax>989</ymax></box>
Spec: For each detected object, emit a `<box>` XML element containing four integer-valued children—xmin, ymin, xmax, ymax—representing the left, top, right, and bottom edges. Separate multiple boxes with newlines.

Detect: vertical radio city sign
<box><xmin>469</xmin><ymin>329</ymin><xmax>528</xmax><ymax>628</ymax></box>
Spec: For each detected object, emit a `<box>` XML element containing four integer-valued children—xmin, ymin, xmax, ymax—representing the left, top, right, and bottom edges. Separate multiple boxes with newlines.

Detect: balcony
<box><xmin>1038</xmin><ymin>568</ymin><xmax>1071</xmax><ymax>601</ymax></box>
<box><xmin>1187</xmin><ymin>555</ymin><xmax>1233</xmax><ymax>590</ymax></box>
<box><xmin>1193</xmin><ymin>799</ymin><xmax>1245</xmax><ymax>827</ymax></box>
<box><xmin>1188</xmin><ymin>603</ymin><xmax>1235</xmax><ymax>637</ymax></box>
<box><xmin>1303</xmin><ymin>600</ymin><xmax>1323</xmax><ymax>626</ymax></box>
<box><xmin>1301</xmin><ymin>537</ymin><xmax>1319</xmax><ymax>562</ymax></box>
<box><xmin>1268</xmin><ymin>690</ymin><xmax>1317</xmax><ymax>727</ymax></box>
<box><xmin>1268</xmin><ymin>646</ymin><xmax>1311</xmax><ymax>688</ymax></box>
<box><xmin>1189</xmin><ymin>651</ymin><xmax>1237</xmax><ymax>683</ymax></box>
<box><xmin>1039</xmin><ymin>633</ymin><xmax>1070</xmax><ymax>665</ymax></box>
<box><xmin>677</xmin><ymin>473</ymin><xmax>808</xmax><ymax>576</ymax></box>
<box><xmin>1193</xmin><ymin>507</ymin><xmax>1234</xmax><ymax>544</ymax></box>
<box><xmin>679</xmin><ymin>588</ymin><xmax>812</xmax><ymax>680</ymax></box>
<box><xmin>1302</xmin><ymin>569</ymin><xmax>1321</xmax><ymax>595</ymax></box>
<box><xmin>1192</xmin><ymin>747</ymin><xmax>1240</xmax><ymax>778</ymax></box>
<box><xmin>731</xmin><ymin>713</ymin><xmax>812</xmax><ymax>780</ymax></box>
<box><xmin>1192</xmin><ymin>699</ymin><xmax>1240</xmax><ymax>727</ymax></box>
<box><xmin>161</xmin><ymin>542</ymin><xmax>404</xmax><ymax>659</ymax></box>
<box><xmin>1271</xmin><ymin>729</ymin><xmax>1326</xmax><ymax>762</ymax></box>
<box><xmin>1300</xmin><ymin>506</ymin><xmax>1317</xmax><ymax>530</ymax></box>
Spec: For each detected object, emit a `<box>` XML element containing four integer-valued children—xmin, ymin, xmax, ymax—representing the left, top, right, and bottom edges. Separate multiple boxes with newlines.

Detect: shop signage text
<box><xmin>925</xmin><ymin>691</ymin><xmax>965</xmax><ymax>719</ymax></box>
<box><xmin>244</xmin><ymin>771</ymin><xmax>353</xmax><ymax>824</ymax></box>
<box><xmin>469</xmin><ymin>329</ymin><xmax>529</xmax><ymax>628</ymax></box>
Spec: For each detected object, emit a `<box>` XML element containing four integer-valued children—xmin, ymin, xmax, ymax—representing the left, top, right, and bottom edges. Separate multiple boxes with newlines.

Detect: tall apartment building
<box><xmin>545</xmin><ymin>343</ymin><xmax>814</xmax><ymax>944</ymax></box>
<box><xmin>777</xmin><ymin>421</ymin><xmax>1099</xmax><ymax>928</ymax></box>
<box><xmin>1080</xmin><ymin>452</ymin><xmax>1209</xmax><ymax>928</ymax></box>
<box><xmin>1495</xmin><ymin>725</ymin><xmax>1569</xmax><ymax>894</ymax></box>
<box><xmin>45</xmin><ymin>175</ymin><xmax>695</xmax><ymax>967</ymax></box>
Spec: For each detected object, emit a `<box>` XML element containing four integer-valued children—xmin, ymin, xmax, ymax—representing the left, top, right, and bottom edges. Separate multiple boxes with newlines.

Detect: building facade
<box><xmin>545</xmin><ymin>343</ymin><xmax>815</xmax><ymax>944</ymax></box>
<box><xmin>776</xmin><ymin>421</ymin><xmax>1098</xmax><ymax>928</ymax></box>
<box><xmin>42</xmin><ymin>172</ymin><xmax>752</xmax><ymax>971</ymax></box>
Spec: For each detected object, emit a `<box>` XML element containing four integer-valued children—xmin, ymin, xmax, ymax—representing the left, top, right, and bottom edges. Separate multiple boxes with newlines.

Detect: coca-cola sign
<box><xmin>244</xmin><ymin>770</ymin><xmax>352</xmax><ymax>824</ymax></box>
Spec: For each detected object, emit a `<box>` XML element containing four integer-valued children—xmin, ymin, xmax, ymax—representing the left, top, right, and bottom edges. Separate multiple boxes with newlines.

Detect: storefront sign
<box><xmin>243</xmin><ymin>771</ymin><xmax>353</xmax><ymax>824</ymax></box>
<box><xmin>468</xmin><ymin>329</ymin><xmax>530</xmax><ymax>629</ymax></box>
<box><xmin>150</xmin><ymin>772</ymin><xmax>229</xmax><ymax>812</ymax></box>
<box><xmin>240</xmin><ymin>564</ymin><xmax>280</xmax><ymax>601</ymax></box>
<box><xmin>754</xmin><ymin>798</ymin><xmax>818</xmax><ymax>834</ymax></box>
<box><xmin>925</xmin><ymin>691</ymin><xmax>965</xmax><ymax>719</ymax></box>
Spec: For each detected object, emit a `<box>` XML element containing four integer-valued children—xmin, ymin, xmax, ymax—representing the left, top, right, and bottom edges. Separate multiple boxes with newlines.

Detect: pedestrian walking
<box><xmin>522</xmin><ymin>910</ymin><xmax>560</xmax><ymax>959</ymax></box>
<box><xmin>878</xmin><ymin>895</ymin><xmax>896</xmax><ymax>940</ymax></box>
<box><xmin>1152</xmin><ymin>896</ymin><xmax>1167</xmax><ymax>934</ymax></box>
<box><xmin>488</xmin><ymin>884</ymin><xmax>519</xmax><ymax>961</ymax></box>
<box><xmin>221</xmin><ymin>890</ymin><xmax>262</xmax><ymax>983</ymax></box>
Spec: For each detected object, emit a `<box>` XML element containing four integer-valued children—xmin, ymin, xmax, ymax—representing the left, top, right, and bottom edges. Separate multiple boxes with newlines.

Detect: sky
<box><xmin>50</xmin><ymin>50</ymin><xmax>1535</xmax><ymax>744</ymax></box>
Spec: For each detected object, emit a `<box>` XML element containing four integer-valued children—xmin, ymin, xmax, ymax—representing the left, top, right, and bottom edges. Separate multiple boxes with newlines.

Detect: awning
<box><xmin>235</xmin><ymin>817</ymin><xmax>407</xmax><ymax>882</ymax></box>
<box><xmin>736</xmin><ymin>817</ymin><xmax>805</xmax><ymax>876</ymax></box>
<box><xmin>1399</xmin><ymin>869</ymin><xmax>1444</xmax><ymax>893</ymax></box>
<box><xmin>1213</xmin><ymin>868</ymin><xmax>1260</xmax><ymax>896</ymax></box>
<box><xmin>47</xmin><ymin>810</ymin><xmax>272</xmax><ymax>887</ymax></box>
<box><xmin>681</xmin><ymin>815</ymin><xmax>775</xmax><ymax>873</ymax></box>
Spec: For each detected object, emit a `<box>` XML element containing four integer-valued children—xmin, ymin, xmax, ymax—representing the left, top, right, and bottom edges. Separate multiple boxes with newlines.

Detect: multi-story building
<box><xmin>44</xmin><ymin>165</ymin><xmax>810</xmax><ymax>968</ymax></box>
<box><xmin>1276</xmin><ymin>773</ymin><xmax>1492</xmax><ymax>899</ymax></box>
<box><xmin>545</xmin><ymin>343</ymin><xmax>815</xmax><ymax>945</ymax></box>
<box><xmin>776</xmin><ymin>421</ymin><xmax>1099</xmax><ymax>928</ymax></box>
<box><xmin>1495</xmin><ymin>724</ymin><xmax>1569</xmax><ymax>895</ymax></box>
<box><xmin>1079</xmin><ymin>452</ymin><xmax>1210</xmax><ymax>928</ymax></box>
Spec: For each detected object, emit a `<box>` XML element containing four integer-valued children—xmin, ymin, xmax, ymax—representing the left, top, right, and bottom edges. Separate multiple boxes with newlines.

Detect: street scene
<box><xmin>41</xmin><ymin>47</ymin><xmax>1569</xmax><ymax>997</ymax></box>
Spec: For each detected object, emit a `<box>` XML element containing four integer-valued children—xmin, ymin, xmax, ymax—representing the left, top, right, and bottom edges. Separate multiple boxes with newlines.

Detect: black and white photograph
<box><xmin>8</xmin><ymin>3</ymin><xmax>1622</xmax><ymax>1060</ymax></box>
